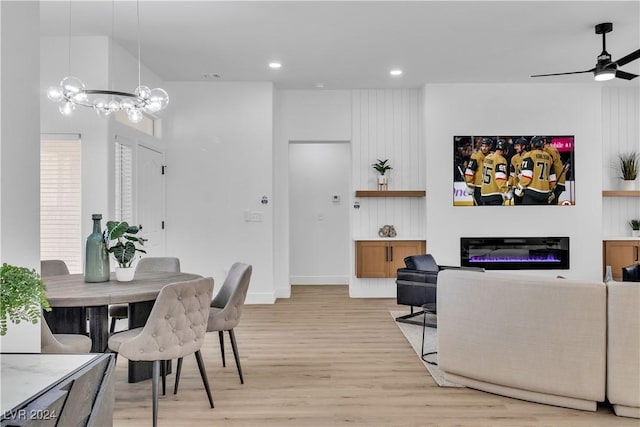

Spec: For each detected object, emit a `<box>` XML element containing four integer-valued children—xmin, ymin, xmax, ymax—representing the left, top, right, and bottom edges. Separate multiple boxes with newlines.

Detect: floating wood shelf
<box><xmin>602</xmin><ymin>190</ymin><xmax>640</xmax><ymax>197</ymax></box>
<box><xmin>355</xmin><ymin>190</ymin><xmax>426</xmax><ymax>197</ymax></box>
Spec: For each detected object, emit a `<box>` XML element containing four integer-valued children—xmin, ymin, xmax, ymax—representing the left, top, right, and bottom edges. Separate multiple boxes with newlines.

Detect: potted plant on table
<box><xmin>372</xmin><ymin>159</ymin><xmax>392</xmax><ymax>190</ymax></box>
<box><xmin>0</xmin><ymin>263</ymin><xmax>51</xmax><ymax>336</ymax></box>
<box><xmin>104</xmin><ymin>221</ymin><xmax>147</xmax><ymax>282</ymax></box>
<box><xmin>630</xmin><ymin>219</ymin><xmax>640</xmax><ymax>238</ymax></box>
<box><xmin>617</xmin><ymin>151</ymin><xmax>639</xmax><ymax>190</ymax></box>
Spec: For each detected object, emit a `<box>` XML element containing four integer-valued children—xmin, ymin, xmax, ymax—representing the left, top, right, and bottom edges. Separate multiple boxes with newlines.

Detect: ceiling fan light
<box><xmin>594</xmin><ymin>69</ymin><xmax>616</xmax><ymax>81</ymax></box>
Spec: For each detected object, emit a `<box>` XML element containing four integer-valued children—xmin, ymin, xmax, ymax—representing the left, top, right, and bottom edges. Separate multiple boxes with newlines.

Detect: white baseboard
<box><xmin>245</xmin><ymin>291</ymin><xmax>276</xmax><ymax>304</ymax></box>
<box><xmin>290</xmin><ymin>275</ymin><xmax>349</xmax><ymax>285</ymax></box>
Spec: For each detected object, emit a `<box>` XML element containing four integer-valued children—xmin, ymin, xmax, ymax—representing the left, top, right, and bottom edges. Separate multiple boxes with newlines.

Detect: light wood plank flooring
<box><xmin>112</xmin><ymin>285</ymin><xmax>636</xmax><ymax>426</ymax></box>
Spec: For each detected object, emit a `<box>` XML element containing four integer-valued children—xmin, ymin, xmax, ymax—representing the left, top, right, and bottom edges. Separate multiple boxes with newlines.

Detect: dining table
<box><xmin>43</xmin><ymin>271</ymin><xmax>202</xmax><ymax>382</ymax></box>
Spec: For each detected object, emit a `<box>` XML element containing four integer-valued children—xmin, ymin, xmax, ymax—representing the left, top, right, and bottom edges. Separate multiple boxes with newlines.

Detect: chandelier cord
<box><xmin>67</xmin><ymin>0</ymin><xmax>71</xmax><ymax>75</ymax></box>
<box><xmin>110</xmin><ymin>0</ymin><xmax>115</xmax><ymax>94</ymax></box>
<box><xmin>137</xmin><ymin>0</ymin><xmax>141</xmax><ymax>90</ymax></box>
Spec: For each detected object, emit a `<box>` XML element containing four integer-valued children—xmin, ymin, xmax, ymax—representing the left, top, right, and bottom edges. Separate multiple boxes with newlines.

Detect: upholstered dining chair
<box><xmin>41</xmin><ymin>316</ymin><xmax>92</xmax><ymax>353</ymax></box>
<box><xmin>174</xmin><ymin>263</ymin><xmax>252</xmax><ymax>394</ymax></box>
<box><xmin>108</xmin><ymin>277</ymin><xmax>215</xmax><ymax>427</ymax></box>
<box><xmin>41</xmin><ymin>259</ymin><xmax>70</xmax><ymax>277</ymax></box>
<box><xmin>109</xmin><ymin>257</ymin><xmax>181</xmax><ymax>333</ymax></box>
<box><xmin>40</xmin><ymin>259</ymin><xmax>92</xmax><ymax>352</ymax></box>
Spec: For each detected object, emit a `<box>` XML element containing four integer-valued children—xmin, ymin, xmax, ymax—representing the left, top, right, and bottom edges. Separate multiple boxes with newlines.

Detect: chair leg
<box><xmin>194</xmin><ymin>350</ymin><xmax>214</xmax><ymax>408</ymax></box>
<box><xmin>110</xmin><ymin>317</ymin><xmax>117</xmax><ymax>334</ymax></box>
<box><xmin>160</xmin><ymin>360</ymin><xmax>167</xmax><ymax>396</ymax></box>
<box><xmin>152</xmin><ymin>360</ymin><xmax>160</xmax><ymax>427</ymax></box>
<box><xmin>218</xmin><ymin>330</ymin><xmax>225</xmax><ymax>367</ymax></box>
<box><xmin>228</xmin><ymin>329</ymin><xmax>244</xmax><ymax>384</ymax></box>
<box><xmin>173</xmin><ymin>357</ymin><xmax>183</xmax><ymax>395</ymax></box>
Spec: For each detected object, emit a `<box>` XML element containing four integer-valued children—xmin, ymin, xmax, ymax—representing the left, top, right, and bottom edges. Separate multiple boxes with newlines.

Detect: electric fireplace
<box><xmin>460</xmin><ymin>237</ymin><xmax>569</xmax><ymax>270</ymax></box>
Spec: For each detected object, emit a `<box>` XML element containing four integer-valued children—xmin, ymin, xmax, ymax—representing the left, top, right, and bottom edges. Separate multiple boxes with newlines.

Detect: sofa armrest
<box><xmin>607</xmin><ymin>280</ymin><xmax>640</xmax><ymax>416</ymax></box>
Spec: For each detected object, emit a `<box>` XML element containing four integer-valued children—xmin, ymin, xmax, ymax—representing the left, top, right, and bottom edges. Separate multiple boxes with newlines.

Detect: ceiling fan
<box><xmin>531</xmin><ymin>22</ymin><xmax>640</xmax><ymax>81</ymax></box>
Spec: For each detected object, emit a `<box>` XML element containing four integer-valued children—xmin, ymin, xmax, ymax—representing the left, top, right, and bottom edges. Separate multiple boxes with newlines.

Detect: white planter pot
<box><xmin>378</xmin><ymin>175</ymin><xmax>388</xmax><ymax>185</ymax></box>
<box><xmin>619</xmin><ymin>179</ymin><xmax>637</xmax><ymax>191</ymax></box>
<box><xmin>115</xmin><ymin>267</ymin><xmax>135</xmax><ymax>282</ymax></box>
<box><xmin>632</xmin><ymin>230</ymin><xmax>640</xmax><ymax>238</ymax></box>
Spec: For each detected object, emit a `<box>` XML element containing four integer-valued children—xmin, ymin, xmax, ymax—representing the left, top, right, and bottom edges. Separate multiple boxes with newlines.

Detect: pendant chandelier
<box><xmin>47</xmin><ymin>0</ymin><xmax>168</xmax><ymax>123</ymax></box>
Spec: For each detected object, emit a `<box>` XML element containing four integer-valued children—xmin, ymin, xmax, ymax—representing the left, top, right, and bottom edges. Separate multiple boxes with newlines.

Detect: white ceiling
<box><xmin>39</xmin><ymin>1</ymin><xmax>640</xmax><ymax>89</ymax></box>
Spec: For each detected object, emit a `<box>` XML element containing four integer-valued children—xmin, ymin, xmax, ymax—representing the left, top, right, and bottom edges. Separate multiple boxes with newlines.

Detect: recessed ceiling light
<box><xmin>390</xmin><ymin>69</ymin><xmax>403</xmax><ymax>76</ymax></box>
<box><xmin>201</xmin><ymin>73</ymin><xmax>221</xmax><ymax>79</ymax></box>
<box><xmin>315</xmin><ymin>83</ymin><xmax>325</xmax><ymax>89</ymax></box>
<box><xmin>269</xmin><ymin>62</ymin><xmax>282</xmax><ymax>69</ymax></box>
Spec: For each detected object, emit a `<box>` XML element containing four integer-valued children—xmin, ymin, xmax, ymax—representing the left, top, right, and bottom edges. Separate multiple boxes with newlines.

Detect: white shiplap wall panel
<box><xmin>351</xmin><ymin>89</ymin><xmax>425</xmax><ymax>297</ymax></box>
<box><xmin>602</xmin><ymin>87</ymin><xmax>640</xmax><ymax>237</ymax></box>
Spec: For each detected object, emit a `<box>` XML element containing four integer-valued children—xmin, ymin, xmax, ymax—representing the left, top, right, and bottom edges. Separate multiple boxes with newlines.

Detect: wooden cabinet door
<box><xmin>356</xmin><ymin>241</ymin><xmax>389</xmax><ymax>278</ymax></box>
<box><xmin>605</xmin><ymin>241</ymin><xmax>640</xmax><ymax>280</ymax></box>
<box><xmin>388</xmin><ymin>241</ymin><xmax>427</xmax><ymax>277</ymax></box>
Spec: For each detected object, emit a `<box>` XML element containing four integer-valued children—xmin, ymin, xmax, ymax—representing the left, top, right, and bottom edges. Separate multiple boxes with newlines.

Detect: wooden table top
<box><xmin>43</xmin><ymin>272</ymin><xmax>202</xmax><ymax>307</ymax></box>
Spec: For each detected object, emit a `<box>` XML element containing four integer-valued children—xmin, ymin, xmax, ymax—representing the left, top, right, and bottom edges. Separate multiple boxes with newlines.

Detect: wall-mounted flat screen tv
<box><xmin>453</xmin><ymin>135</ymin><xmax>575</xmax><ymax>206</ymax></box>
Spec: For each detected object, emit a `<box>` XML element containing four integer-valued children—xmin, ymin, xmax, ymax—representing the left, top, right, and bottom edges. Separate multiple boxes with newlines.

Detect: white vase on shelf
<box><xmin>632</xmin><ymin>230</ymin><xmax>640</xmax><ymax>238</ymax></box>
<box><xmin>619</xmin><ymin>179</ymin><xmax>637</xmax><ymax>191</ymax></box>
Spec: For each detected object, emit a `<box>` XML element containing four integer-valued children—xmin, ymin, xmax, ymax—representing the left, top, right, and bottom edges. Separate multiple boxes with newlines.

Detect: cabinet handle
<box><xmin>385</xmin><ymin>246</ymin><xmax>389</xmax><ymax>262</ymax></box>
<box><xmin>635</xmin><ymin>246</ymin><xmax>639</xmax><ymax>261</ymax></box>
<box><xmin>389</xmin><ymin>245</ymin><xmax>393</xmax><ymax>261</ymax></box>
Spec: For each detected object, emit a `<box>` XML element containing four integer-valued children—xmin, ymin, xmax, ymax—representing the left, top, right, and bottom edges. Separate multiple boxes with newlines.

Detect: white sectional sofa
<box><xmin>607</xmin><ymin>280</ymin><xmax>640</xmax><ymax>418</ymax></box>
<box><xmin>437</xmin><ymin>269</ymin><xmax>607</xmax><ymax>411</ymax></box>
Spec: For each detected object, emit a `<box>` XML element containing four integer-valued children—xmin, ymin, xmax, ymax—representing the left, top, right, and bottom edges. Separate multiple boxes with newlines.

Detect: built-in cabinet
<box><xmin>603</xmin><ymin>240</ymin><xmax>640</xmax><ymax>281</ymax></box>
<box><xmin>355</xmin><ymin>240</ymin><xmax>426</xmax><ymax>278</ymax></box>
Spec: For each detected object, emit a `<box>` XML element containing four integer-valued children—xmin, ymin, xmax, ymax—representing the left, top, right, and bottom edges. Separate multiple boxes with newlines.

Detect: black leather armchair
<box><xmin>622</xmin><ymin>263</ymin><xmax>640</xmax><ymax>282</ymax></box>
<box><xmin>395</xmin><ymin>254</ymin><xmax>453</xmax><ymax>327</ymax></box>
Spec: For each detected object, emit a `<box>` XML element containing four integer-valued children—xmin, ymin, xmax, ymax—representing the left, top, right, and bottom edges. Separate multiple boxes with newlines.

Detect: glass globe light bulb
<box><xmin>135</xmin><ymin>85</ymin><xmax>151</xmax><ymax>101</ymax></box>
<box><xmin>120</xmin><ymin>98</ymin><xmax>135</xmax><ymax>111</ymax></box>
<box><xmin>60</xmin><ymin>76</ymin><xmax>84</xmax><ymax>96</ymax></box>
<box><xmin>128</xmin><ymin>108</ymin><xmax>143</xmax><ymax>123</ymax></box>
<box><xmin>59</xmin><ymin>101</ymin><xmax>75</xmax><ymax>116</ymax></box>
<box><xmin>108</xmin><ymin>99</ymin><xmax>121</xmax><ymax>113</ymax></box>
<box><xmin>147</xmin><ymin>88</ymin><xmax>169</xmax><ymax>112</ymax></box>
<box><xmin>47</xmin><ymin>86</ymin><xmax>63</xmax><ymax>101</ymax></box>
<box><xmin>93</xmin><ymin>98</ymin><xmax>110</xmax><ymax>117</ymax></box>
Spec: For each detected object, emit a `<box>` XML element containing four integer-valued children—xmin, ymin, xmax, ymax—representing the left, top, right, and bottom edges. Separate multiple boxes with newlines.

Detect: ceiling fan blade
<box><xmin>615</xmin><ymin>70</ymin><xmax>639</xmax><ymax>80</ymax></box>
<box><xmin>614</xmin><ymin>49</ymin><xmax>640</xmax><ymax>67</ymax></box>
<box><xmin>530</xmin><ymin>70</ymin><xmax>593</xmax><ymax>78</ymax></box>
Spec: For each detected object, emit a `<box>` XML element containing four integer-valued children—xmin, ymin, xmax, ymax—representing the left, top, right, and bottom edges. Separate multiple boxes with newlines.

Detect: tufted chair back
<box><xmin>117</xmin><ymin>277</ymin><xmax>214</xmax><ymax>361</ymax></box>
<box><xmin>208</xmin><ymin>263</ymin><xmax>252</xmax><ymax>331</ymax></box>
<box><xmin>41</xmin><ymin>260</ymin><xmax>70</xmax><ymax>277</ymax></box>
<box><xmin>135</xmin><ymin>257</ymin><xmax>181</xmax><ymax>274</ymax></box>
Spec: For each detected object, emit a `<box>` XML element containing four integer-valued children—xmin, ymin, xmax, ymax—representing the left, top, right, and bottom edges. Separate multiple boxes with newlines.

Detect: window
<box><xmin>115</xmin><ymin>140</ymin><xmax>133</xmax><ymax>223</ymax></box>
<box><xmin>40</xmin><ymin>136</ymin><xmax>82</xmax><ymax>273</ymax></box>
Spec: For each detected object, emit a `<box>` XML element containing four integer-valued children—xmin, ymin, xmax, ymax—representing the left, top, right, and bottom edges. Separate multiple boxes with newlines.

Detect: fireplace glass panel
<box><xmin>460</xmin><ymin>237</ymin><xmax>569</xmax><ymax>270</ymax></box>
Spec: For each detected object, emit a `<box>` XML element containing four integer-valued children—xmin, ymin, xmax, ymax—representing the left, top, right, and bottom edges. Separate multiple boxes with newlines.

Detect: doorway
<box><xmin>289</xmin><ymin>142</ymin><xmax>351</xmax><ymax>285</ymax></box>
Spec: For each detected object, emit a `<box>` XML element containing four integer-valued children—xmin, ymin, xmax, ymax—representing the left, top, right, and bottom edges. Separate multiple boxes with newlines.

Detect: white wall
<box><xmin>274</xmin><ymin>90</ymin><xmax>352</xmax><ymax>298</ymax></box>
<box><xmin>424</xmin><ymin>84</ymin><xmax>603</xmax><ymax>280</ymax></box>
<box><xmin>350</xmin><ymin>89</ymin><xmax>425</xmax><ymax>297</ymax></box>
<box><xmin>0</xmin><ymin>1</ymin><xmax>41</xmax><ymax>352</ymax></box>
<box><xmin>163</xmin><ymin>82</ymin><xmax>274</xmax><ymax>303</ymax></box>
<box><xmin>289</xmin><ymin>142</ymin><xmax>350</xmax><ymax>284</ymax></box>
<box><xmin>602</xmin><ymin>87</ymin><xmax>640</xmax><ymax>238</ymax></box>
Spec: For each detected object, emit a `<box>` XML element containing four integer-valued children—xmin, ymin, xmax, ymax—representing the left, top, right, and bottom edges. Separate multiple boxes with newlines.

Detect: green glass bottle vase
<box><xmin>84</xmin><ymin>214</ymin><xmax>110</xmax><ymax>282</ymax></box>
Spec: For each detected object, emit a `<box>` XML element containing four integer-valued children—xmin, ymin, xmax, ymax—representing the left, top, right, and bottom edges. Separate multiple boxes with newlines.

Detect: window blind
<box><xmin>40</xmin><ymin>138</ymin><xmax>82</xmax><ymax>274</ymax></box>
<box><xmin>115</xmin><ymin>142</ymin><xmax>133</xmax><ymax>223</ymax></box>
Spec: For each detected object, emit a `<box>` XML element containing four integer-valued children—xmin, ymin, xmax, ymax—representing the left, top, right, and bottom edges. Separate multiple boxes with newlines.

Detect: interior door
<box><xmin>137</xmin><ymin>145</ymin><xmax>164</xmax><ymax>257</ymax></box>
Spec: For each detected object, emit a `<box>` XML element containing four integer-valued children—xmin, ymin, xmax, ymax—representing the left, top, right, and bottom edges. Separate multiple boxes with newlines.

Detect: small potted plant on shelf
<box><xmin>617</xmin><ymin>151</ymin><xmax>639</xmax><ymax>190</ymax></box>
<box><xmin>0</xmin><ymin>263</ymin><xmax>51</xmax><ymax>336</ymax></box>
<box><xmin>372</xmin><ymin>159</ymin><xmax>392</xmax><ymax>190</ymax></box>
<box><xmin>630</xmin><ymin>219</ymin><xmax>640</xmax><ymax>238</ymax></box>
<box><xmin>104</xmin><ymin>221</ymin><xmax>147</xmax><ymax>282</ymax></box>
